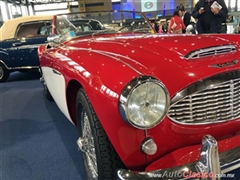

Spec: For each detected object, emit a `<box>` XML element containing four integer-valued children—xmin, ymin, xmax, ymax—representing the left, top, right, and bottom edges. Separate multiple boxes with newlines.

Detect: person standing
<box><xmin>179</xmin><ymin>6</ymin><xmax>191</xmax><ymax>33</ymax></box>
<box><xmin>161</xmin><ymin>20</ymin><xmax>168</xmax><ymax>33</ymax></box>
<box><xmin>192</xmin><ymin>0</ymin><xmax>228</xmax><ymax>34</ymax></box>
<box><xmin>168</xmin><ymin>10</ymin><xmax>186</xmax><ymax>34</ymax></box>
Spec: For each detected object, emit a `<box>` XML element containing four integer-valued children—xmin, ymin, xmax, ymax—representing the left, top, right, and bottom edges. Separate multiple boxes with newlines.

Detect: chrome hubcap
<box><xmin>77</xmin><ymin>110</ymin><xmax>98</xmax><ymax>178</ymax></box>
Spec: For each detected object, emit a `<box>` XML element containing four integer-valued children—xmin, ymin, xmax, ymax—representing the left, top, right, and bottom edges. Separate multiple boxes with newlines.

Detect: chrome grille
<box><xmin>168</xmin><ymin>72</ymin><xmax>240</xmax><ymax>125</ymax></box>
<box><xmin>185</xmin><ymin>45</ymin><xmax>237</xmax><ymax>60</ymax></box>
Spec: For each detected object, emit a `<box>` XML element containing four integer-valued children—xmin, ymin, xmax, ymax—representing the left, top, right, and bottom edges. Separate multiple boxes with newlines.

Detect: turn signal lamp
<box><xmin>141</xmin><ymin>138</ymin><xmax>157</xmax><ymax>155</ymax></box>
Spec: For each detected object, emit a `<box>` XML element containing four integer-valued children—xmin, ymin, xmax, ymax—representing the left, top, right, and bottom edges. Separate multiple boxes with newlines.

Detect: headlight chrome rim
<box><xmin>119</xmin><ymin>76</ymin><xmax>170</xmax><ymax>129</ymax></box>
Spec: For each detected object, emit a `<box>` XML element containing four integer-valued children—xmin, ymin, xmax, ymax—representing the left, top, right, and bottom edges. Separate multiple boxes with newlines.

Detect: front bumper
<box><xmin>117</xmin><ymin>134</ymin><xmax>240</xmax><ymax>180</ymax></box>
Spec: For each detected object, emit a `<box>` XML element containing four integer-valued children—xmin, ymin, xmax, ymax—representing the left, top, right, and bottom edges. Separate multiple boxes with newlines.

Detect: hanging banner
<box><xmin>141</xmin><ymin>0</ymin><xmax>157</xmax><ymax>12</ymax></box>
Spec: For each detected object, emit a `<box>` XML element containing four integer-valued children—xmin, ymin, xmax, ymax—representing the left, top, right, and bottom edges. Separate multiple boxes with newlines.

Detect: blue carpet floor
<box><xmin>1</xmin><ymin>71</ymin><xmax>240</xmax><ymax>180</ymax></box>
<box><xmin>0</xmin><ymin>72</ymin><xmax>86</xmax><ymax>180</ymax></box>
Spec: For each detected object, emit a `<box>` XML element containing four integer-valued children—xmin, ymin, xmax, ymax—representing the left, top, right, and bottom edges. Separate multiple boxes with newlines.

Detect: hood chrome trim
<box><xmin>185</xmin><ymin>45</ymin><xmax>237</xmax><ymax>60</ymax></box>
<box><xmin>209</xmin><ymin>60</ymin><xmax>238</xmax><ymax>68</ymax></box>
<box><xmin>66</xmin><ymin>46</ymin><xmax>144</xmax><ymax>75</ymax></box>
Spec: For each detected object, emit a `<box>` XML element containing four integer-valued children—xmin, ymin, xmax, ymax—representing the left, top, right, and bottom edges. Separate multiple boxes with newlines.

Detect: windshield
<box><xmin>55</xmin><ymin>10</ymin><xmax>155</xmax><ymax>41</ymax></box>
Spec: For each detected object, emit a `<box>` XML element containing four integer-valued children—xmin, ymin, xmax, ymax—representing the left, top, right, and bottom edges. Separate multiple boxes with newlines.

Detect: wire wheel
<box><xmin>77</xmin><ymin>108</ymin><xmax>98</xmax><ymax>179</ymax></box>
<box><xmin>76</xmin><ymin>88</ymin><xmax>125</xmax><ymax>180</ymax></box>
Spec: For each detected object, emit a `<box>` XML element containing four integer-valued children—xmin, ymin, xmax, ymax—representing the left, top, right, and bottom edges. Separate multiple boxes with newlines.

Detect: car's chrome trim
<box><xmin>0</xmin><ymin>60</ymin><xmax>38</xmax><ymax>70</ymax></box>
<box><xmin>118</xmin><ymin>76</ymin><xmax>170</xmax><ymax>129</ymax></box>
<box><xmin>0</xmin><ymin>60</ymin><xmax>8</xmax><ymax>70</ymax></box>
<box><xmin>167</xmin><ymin>70</ymin><xmax>240</xmax><ymax>125</ymax></box>
<box><xmin>0</xmin><ymin>50</ymin><xmax>8</xmax><ymax>55</ymax></box>
<box><xmin>170</xmin><ymin>71</ymin><xmax>240</xmax><ymax>105</ymax></box>
<box><xmin>196</xmin><ymin>135</ymin><xmax>221</xmax><ymax>180</ymax></box>
<box><xmin>209</xmin><ymin>60</ymin><xmax>238</xmax><ymax>68</ymax></box>
<box><xmin>185</xmin><ymin>45</ymin><xmax>237</xmax><ymax>60</ymax></box>
<box><xmin>67</xmin><ymin>46</ymin><xmax>143</xmax><ymax>74</ymax></box>
<box><xmin>10</xmin><ymin>66</ymin><xmax>39</xmax><ymax>70</ymax></box>
<box><xmin>117</xmin><ymin>134</ymin><xmax>240</xmax><ymax>180</ymax></box>
<box><xmin>222</xmin><ymin>163</ymin><xmax>240</xmax><ymax>174</ymax></box>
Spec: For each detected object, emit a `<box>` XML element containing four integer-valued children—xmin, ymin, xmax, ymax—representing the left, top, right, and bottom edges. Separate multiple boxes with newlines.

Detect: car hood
<box><xmin>65</xmin><ymin>34</ymin><xmax>239</xmax><ymax>95</ymax></box>
<box><xmin>67</xmin><ymin>34</ymin><xmax>236</xmax><ymax>68</ymax></box>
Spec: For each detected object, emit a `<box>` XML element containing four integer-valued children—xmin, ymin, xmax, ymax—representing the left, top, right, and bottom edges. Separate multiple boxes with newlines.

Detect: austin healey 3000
<box><xmin>38</xmin><ymin>10</ymin><xmax>240</xmax><ymax>180</ymax></box>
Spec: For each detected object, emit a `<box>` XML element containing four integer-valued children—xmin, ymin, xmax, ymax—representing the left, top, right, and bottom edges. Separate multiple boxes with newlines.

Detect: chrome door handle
<box><xmin>12</xmin><ymin>42</ymin><xmax>21</xmax><ymax>47</ymax></box>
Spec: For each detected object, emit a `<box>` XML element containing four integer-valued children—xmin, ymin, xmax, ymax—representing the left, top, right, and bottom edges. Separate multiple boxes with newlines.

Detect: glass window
<box><xmin>16</xmin><ymin>22</ymin><xmax>49</xmax><ymax>38</ymax></box>
<box><xmin>83</xmin><ymin>25</ymin><xmax>92</xmax><ymax>32</ymax></box>
<box><xmin>224</xmin><ymin>0</ymin><xmax>228</xmax><ymax>7</ymax></box>
<box><xmin>230</xmin><ymin>0</ymin><xmax>236</xmax><ymax>8</ymax></box>
<box><xmin>39</xmin><ymin>23</ymin><xmax>52</xmax><ymax>35</ymax></box>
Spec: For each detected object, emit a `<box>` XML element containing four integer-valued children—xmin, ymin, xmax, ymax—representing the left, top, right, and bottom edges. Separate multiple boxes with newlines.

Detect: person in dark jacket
<box><xmin>192</xmin><ymin>0</ymin><xmax>228</xmax><ymax>34</ymax></box>
<box><xmin>179</xmin><ymin>7</ymin><xmax>191</xmax><ymax>33</ymax></box>
<box><xmin>161</xmin><ymin>20</ymin><xmax>168</xmax><ymax>33</ymax></box>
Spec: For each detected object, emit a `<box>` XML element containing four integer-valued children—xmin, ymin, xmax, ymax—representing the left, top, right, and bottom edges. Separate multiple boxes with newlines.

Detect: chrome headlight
<box><xmin>119</xmin><ymin>76</ymin><xmax>169</xmax><ymax>129</ymax></box>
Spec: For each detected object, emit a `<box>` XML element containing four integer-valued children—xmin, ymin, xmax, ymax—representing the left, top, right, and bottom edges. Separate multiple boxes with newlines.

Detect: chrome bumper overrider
<box><xmin>117</xmin><ymin>135</ymin><xmax>240</xmax><ymax>180</ymax></box>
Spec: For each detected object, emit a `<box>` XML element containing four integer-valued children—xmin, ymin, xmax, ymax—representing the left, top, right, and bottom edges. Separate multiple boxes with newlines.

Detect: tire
<box><xmin>0</xmin><ymin>63</ymin><xmax>9</xmax><ymax>82</ymax></box>
<box><xmin>76</xmin><ymin>88</ymin><xmax>125</xmax><ymax>180</ymax></box>
<box><xmin>43</xmin><ymin>83</ymin><xmax>53</xmax><ymax>101</ymax></box>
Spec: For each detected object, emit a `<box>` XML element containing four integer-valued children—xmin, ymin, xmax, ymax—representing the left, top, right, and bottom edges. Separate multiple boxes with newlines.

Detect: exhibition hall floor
<box><xmin>0</xmin><ymin>72</ymin><xmax>86</xmax><ymax>180</ymax></box>
<box><xmin>1</xmin><ymin>72</ymin><xmax>240</xmax><ymax>180</ymax></box>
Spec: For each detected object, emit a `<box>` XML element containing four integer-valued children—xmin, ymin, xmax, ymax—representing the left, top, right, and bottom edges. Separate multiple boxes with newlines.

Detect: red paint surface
<box><xmin>39</xmin><ymin>32</ymin><xmax>240</xmax><ymax>171</ymax></box>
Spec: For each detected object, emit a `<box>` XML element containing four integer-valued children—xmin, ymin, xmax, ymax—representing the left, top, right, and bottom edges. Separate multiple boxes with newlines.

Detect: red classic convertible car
<box><xmin>38</xmin><ymin>11</ymin><xmax>240</xmax><ymax>180</ymax></box>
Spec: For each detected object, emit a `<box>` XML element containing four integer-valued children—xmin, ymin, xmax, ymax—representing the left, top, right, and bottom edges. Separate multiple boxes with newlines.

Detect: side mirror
<box><xmin>47</xmin><ymin>34</ymin><xmax>60</xmax><ymax>48</ymax></box>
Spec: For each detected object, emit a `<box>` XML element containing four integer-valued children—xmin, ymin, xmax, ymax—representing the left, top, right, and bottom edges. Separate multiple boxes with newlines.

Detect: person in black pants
<box><xmin>192</xmin><ymin>0</ymin><xmax>228</xmax><ymax>34</ymax></box>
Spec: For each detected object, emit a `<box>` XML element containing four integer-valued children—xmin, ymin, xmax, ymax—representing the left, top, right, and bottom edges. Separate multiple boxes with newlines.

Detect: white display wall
<box><xmin>34</xmin><ymin>2</ymin><xmax>68</xmax><ymax>15</ymax></box>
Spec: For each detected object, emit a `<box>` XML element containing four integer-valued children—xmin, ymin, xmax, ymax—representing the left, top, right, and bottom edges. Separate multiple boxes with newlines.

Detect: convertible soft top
<box><xmin>0</xmin><ymin>15</ymin><xmax>53</xmax><ymax>41</ymax></box>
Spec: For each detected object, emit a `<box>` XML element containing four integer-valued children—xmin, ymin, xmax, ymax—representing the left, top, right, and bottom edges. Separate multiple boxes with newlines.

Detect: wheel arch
<box><xmin>0</xmin><ymin>60</ymin><xmax>10</xmax><ymax>82</ymax></box>
<box><xmin>66</xmin><ymin>79</ymin><xmax>83</xmax><ymax>125</ymax></box>
<box><xmin>0</xmin><ymin>60</ymin><xmax>9</xmax><ymax>70</ymax></box>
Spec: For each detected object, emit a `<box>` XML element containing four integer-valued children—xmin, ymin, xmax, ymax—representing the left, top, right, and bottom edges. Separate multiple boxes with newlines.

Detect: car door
<box><xmin>6</xmin><ymin>21</ymin><xmax>52</xmax><ymax>68</ymax></box>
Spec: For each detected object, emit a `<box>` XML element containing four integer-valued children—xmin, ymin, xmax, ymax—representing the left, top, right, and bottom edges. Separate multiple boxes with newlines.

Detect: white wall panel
<box><xmin>0</xmin><ymin>1</ymin><xmax>8</xmax><ymax>21</ymax></box>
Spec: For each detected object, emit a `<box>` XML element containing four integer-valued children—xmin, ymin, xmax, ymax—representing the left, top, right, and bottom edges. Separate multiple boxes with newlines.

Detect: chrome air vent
<box><xmin>185</xmin><ymin>45</ymin><xmax>237</xmax><ymax>60</ymax></box>
<box><xmin>168</xmin><ymin>71</ymin><xmax>240</xmax><ymax>125</ymax></box>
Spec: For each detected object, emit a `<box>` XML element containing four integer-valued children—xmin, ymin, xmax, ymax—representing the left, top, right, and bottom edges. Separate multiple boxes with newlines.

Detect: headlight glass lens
<box><xmin>127</xmin><ymin>82</ymin><xmax>168</xmax><ymax>128</ymax></box>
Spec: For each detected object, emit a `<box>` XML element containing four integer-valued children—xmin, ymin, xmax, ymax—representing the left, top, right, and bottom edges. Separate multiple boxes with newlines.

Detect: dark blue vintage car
<box><xmin>0</xmin><ymin>15</ymin><xmax>107</xmax><ymax>82</ymax></box>
<box><xmin>0</xmin><ymin>15</ymin><xmax>52</xmax><ymax>82</ymax></box>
